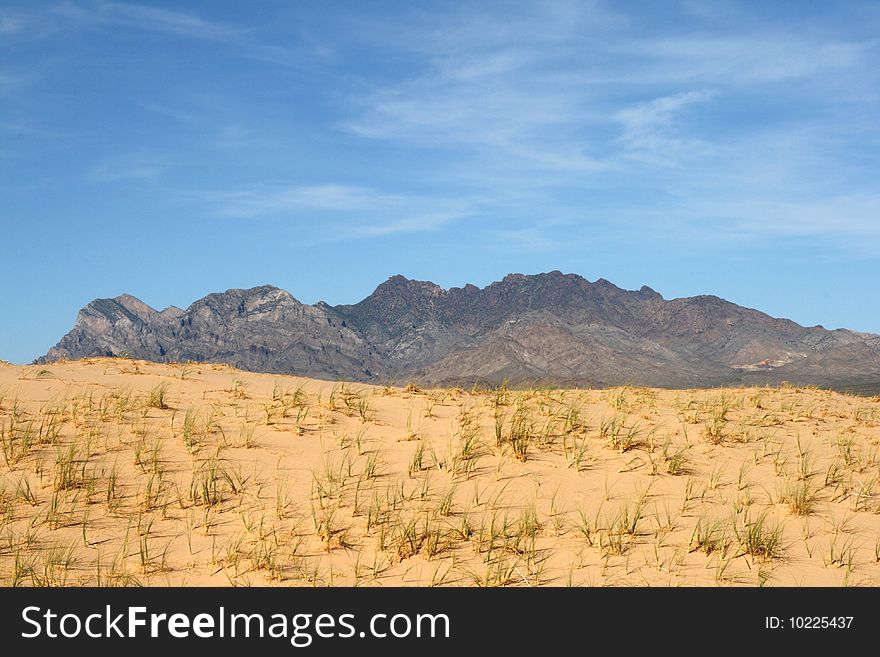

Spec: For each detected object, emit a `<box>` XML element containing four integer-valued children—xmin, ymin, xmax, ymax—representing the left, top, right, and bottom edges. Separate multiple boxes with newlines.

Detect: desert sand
<box><xmin>1</xmin><ymin>358</ymin><xmax>879</xmax><ymax>587</ymax></box>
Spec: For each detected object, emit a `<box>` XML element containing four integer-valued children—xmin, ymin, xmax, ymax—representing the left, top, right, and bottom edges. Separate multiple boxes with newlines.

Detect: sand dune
<box><xmin>1</xmin><ymin>358</ymin><xmax>879</xmax><ymax>586</ymax></box>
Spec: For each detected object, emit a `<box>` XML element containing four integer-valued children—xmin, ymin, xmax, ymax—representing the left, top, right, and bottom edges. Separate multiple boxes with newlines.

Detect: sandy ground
<box><xmin>1</xmin><ymin>358</ymin><xmax>879</xmax><ymax>587</ymax></box>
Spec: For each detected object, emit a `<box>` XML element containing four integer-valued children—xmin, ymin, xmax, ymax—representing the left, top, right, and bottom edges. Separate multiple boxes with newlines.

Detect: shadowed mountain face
<box><xmin>39</xmin><ymin>272</ymin><xmax>880</xmax><ymax>391</ymax></box>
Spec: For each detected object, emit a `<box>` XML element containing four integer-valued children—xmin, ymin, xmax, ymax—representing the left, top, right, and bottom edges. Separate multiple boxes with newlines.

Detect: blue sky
<box><xmin>2</xmin><ymin>1</ymin><xmax>880</xmax><ymax>363</ymax></box>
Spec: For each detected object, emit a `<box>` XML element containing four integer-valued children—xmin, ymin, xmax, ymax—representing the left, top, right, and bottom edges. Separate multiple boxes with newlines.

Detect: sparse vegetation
<box><xmin>1</xmin><ymin>359</ymin><xmax>879</xmax><ymax>586</ymax></box>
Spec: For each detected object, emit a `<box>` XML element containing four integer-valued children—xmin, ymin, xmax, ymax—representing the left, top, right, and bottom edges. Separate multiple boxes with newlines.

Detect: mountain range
<box><xmin>39</xmin><ymin>271</ymin><xmax>880</xmax><ymax>392</ymax></box>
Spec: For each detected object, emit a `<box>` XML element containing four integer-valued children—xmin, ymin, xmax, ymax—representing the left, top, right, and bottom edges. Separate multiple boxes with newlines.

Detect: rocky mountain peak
<box><xmin>637</xmin><ymin>285</ymin><xmax>663</xmax><ymax>300</ymax></box>
<box><xmin>370</xmin><ymin>275</ymin><xmax>445</xmax><ymax>300</ymax></box>
<box><xmin>38</xmin><ymin>273</ymin><xmax>880</xmax><ymax>392</ymax></box>
<box><xmin>113</xmin><ymin>293</ymin><xmax>156</xmax><ymax>315</ymax></box>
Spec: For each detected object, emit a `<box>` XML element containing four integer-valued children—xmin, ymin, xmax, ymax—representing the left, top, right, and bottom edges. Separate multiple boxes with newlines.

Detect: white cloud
<box><xmin>340</xmin><ymin>4</ymin><xmax>874</xmax><ymax>186</ymax></box>
<box><xmin>44</xmin><ymin>1</ymin><xmax>303</xmax><ymax>67</ymax></box>
<box><xmin>614</xmin><ymin>35</ymin><xmax>873</xmax><ymax>84</ymax></box>
<box><xmin>690</xmin><ymin>194</ymin><xmax>880</xmax><ymax>241</ymax></box>
<box><xmin>10</xmin><ymin>1</ymin><xmax>877</xmax><ymax>255</ymax></box>
<box><xmin>333</xmin><ymin>3</ymin><xmax>879</xmax><ymax>251</ymax></box>
<box><xmin>51</xmin><ymin>1</ymin><xmax>243</xmax><ymax>41</ymax></box>
<box><xmin>353</xmin><ymin>209</ymin><xmax>470</xmax><ymax>237</ymax></box>
<box><xmin>340</xmin><ymin>2</ymin><xmax>627</xmax><ymax>174</ymax></box>
<box><xmin>100</xmin><ymin>2</ymin><xmax>241</xmax><ymax>40</ymax></box>
<box><xmin>190</xmin><ymin>183</ymin><xmax>473</xmax><ymax>238</ymax></box>
<box><xmin>614</xmin><ymin>90</ymin><xmax>717</xmax><ymax>164</ymax></box>
<box><xmin>207</xmin><ymin>184</ymin><xmax>409</xmax><ymax>216</ymax></box>
<box><xmin>88</xmin><ymin>153</ymin><xmax>168</xmax><ymax>182</ymax></box>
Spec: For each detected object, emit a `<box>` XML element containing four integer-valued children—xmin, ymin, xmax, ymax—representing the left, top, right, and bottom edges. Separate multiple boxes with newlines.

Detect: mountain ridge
<box><xmin>38</xmin><ymin>272</ymin><xmax>880</xmax><ymax>392</ymax></box>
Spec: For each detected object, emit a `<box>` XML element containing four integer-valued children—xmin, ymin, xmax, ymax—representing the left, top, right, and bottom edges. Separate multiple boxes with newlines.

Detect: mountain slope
<box><xmin>39</xmin><ymin>272</ymin><xmax>880</xmax><ymax>391</ymax></box>
<box><xmin>42</xmin><ymin>285</ymin><xmax>385</xmax><ymax>380</ymax></box>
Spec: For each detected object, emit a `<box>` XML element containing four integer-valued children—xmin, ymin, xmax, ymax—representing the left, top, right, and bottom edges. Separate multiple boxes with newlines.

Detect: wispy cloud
<box><xmin>38</xmin><ymin>1</ymin><xmax>304</xmax><ymax>67</ymax></box>
<box><xmin>688</xmin><ymin>194</ymin><xmax>880</xmax><ymax>243</ymax></box>
<box><xmin>138</xmin><ymin>101</ymin><xmax>201</xmax><ymax>125</ymax></box>
<box><xmin>99</xmin><ymin>2</ymin><xmax>241</xmax><ymax>40</ymax></box>
<box><xmin>188</xmin><ymin>184</ymin><xmax>473</xmax><ymax>239</ymax></box>
<box><xmin>613</xmin><ymin>34</ymin><xmax>874</xmax><ymax>84</ymax></box>
<box><xmin>7</xmin><ymin>0</ymin><xmax>880</xmax><ymax>256</ymax></box>
<box><xmin>208</xmin><ymin>184</ymin><xmax>411</xmax><ymax>216</ymax></box>
<box><xmin>340</xmin><ymin>4</ymin><xmax>874</xmax><ymax>182</ymax></box>
<box><xmin>51</xmin><ymin>1</ymin><xmax>243</xmax><ymax>41</ymax></box>
<box><xmin>353</xmin><ymin>209</ymin><xmax>471</xmax><ymax>237</ymax></box>
<box><xmin>333</xmin><ymin>2</ymin><xmax>879</xmax><ymax>251</ymax></box>
<box><xmin>88</xmin><ymin>153</ymin><xmax>169</xmax><ymax>182</ymax></box>
<box><xmin>615</xmin><ymin>90</ymin><xmax>717</xmax><ymax>165</ymax></box>
<box><xmin>490</xmin><ymin>224</ymin><xmax>572</xmax><ymax>252</ymax></box>
<box><xmin>0</xmin><ymin>121</ymin><xmax>74</xmax><ymax>138</ymax></box>
<box><xmin>339</xmin><ymin>3</ymin><xmax>627</xmax><ymax>179</ymax></box>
